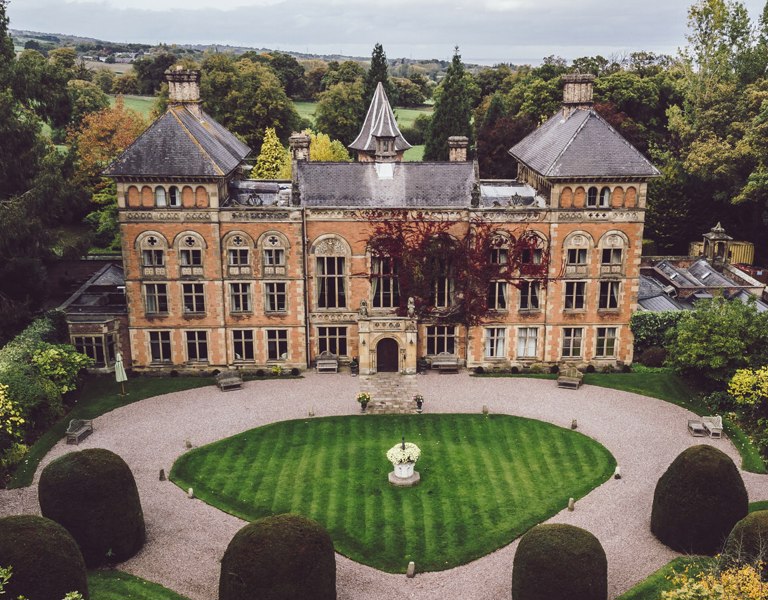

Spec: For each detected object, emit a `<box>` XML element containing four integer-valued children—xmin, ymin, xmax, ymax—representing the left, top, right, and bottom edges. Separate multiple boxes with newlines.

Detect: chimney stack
<box><xmin>166</xmin><ymin>67</ymin><xmax>202</xmax><ymax>117</ymax></box>
<box><xmin>289</xmin><ymin>132</ymin><xmax>310</xmax><ymax>163</ymax></box>
<box><xmin>448</xmin><ymin>136</ymin><xmax>469</xmax><ymax>162</ymax></box>
<box><xmin>562</xmin><ymin>73</ymin><xmax>595</xmax><ymax>117</ymax></box>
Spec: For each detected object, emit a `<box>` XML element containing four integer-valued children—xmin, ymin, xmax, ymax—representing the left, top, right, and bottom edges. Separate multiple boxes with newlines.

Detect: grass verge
<box><xmin>617</xmin><ymin>556</ymin><xmax>714</xmax><ymax>600</ymax></box>
<box><xmin>8</xmin><ymin>375</ymin><xmax>213</xmax><ymax>489</ymax></box>
<box><xmin>749</xmin><ymin>500</ymin><xmax>768</xmax><ymax>512</ymax></box>
<box><xmin>89</xmin><ymin>570</ymin><xmax>189</xmax><ymax>600</ymax></box>
<box><xmin>171</xmin><ymin>413</ymin><xmax>615</xmax><ymax>573</ymax></box>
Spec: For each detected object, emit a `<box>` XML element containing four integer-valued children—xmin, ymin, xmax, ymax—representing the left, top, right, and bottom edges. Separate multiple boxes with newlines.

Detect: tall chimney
<box><xmin>166</xmin><ymin>67</ymin><xmax>202</xmax><ymax>117</ymax></box>
<box><xmin>448</xmin><ymin>136</ymin><xmax>469</xmax><ymax>162</ymax></box>
<box><xmin>562</xmin><ymin>73</ymin><xmax>595</xmax><ymax>117</ymax></box>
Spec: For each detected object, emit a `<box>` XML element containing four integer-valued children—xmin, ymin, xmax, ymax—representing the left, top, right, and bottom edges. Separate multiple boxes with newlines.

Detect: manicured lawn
<box><xmin>8</xmin><ymin>375</ymin><xmax>214</xmax><ymax>489</ymax></box>
<box><xmin>294</xmin><ymin>100</ymin><xmax>317</xmax><ymax>124</ymax></box>
<box><xmin>171</xmin><ymin>414</ymin><xmax>615</xmax><ymax>572</ymax></box>
<box><xmin>109</xmin><ymin>94</ymin><xmax>155</xmax><ymax>119</ymax></box>
<box><xmin>617</xmin><ymin>556</ymin><xmax>714</xmax><ymax>600</ymax></box>
<box><xmin>89</xmin><ymin>570</ymin><xmax>189</xmax><ymax>600</ymax></box>
<box><xmin>403</xmin><ymin>145</ymin><xmax>424</xmax><ymax>161</ymax></box>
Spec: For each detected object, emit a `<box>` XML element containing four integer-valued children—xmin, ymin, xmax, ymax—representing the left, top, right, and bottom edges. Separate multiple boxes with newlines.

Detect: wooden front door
<box><xmin>376</xmin><ymin>338</ymin><xmax>399</xmax><ymax>372</ymax></box>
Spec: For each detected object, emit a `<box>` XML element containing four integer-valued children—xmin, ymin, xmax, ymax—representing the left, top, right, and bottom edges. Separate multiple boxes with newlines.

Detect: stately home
<box><xmin>88</xmin><ymin>68</ymin><xmax>658</xmax><ymax>374</ymax></box>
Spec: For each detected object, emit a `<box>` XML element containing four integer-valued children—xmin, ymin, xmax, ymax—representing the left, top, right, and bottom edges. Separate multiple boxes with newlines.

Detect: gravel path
<box><xmin>3</xmin><ymin>373</ymin><xmax>768</xmax><ymax>600</ymax></box>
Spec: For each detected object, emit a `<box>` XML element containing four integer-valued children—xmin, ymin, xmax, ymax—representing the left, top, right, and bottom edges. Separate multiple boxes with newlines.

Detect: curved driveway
<box><xmin>2</xmin><ymin>373</ymin><xmax>767</xmax><ymax>600</ymax></box>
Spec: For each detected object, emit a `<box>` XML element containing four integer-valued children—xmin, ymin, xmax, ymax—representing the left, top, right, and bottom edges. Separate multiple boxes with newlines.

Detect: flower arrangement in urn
<box><xmin>387</xmin><ymin>438</ymin><xmax>421</xmax><ymax>485</ymax></box>
<box><xmin>356</xmin><ymin>391</ymin><xmax>371</xmax><ymax>411</ymax></box>
<box><xmin>413</xmin><ymin>394</ymin><xmax>424</xmax><ymax>413</ymax></box>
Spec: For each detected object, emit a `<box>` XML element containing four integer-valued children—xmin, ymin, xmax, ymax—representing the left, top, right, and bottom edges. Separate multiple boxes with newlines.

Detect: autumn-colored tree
<box><xmin>275</xmin><ymin>130</ymin><xmax>351</xmax><ymax>179</ymax></box>
<box><xmin>251</xmin><ymin>128</ymin><xmax>289</xmax><ymax>180</ymax></box>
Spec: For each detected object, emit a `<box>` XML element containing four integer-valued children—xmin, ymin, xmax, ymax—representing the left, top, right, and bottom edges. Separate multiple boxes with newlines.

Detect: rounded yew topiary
<box><xmin>511</xmin><ymin>523</ymin><xmax>607</xmax><ymax>600</ymax></box>
<box><xmin>723</xmin><ymin>510</ymin><xmax>768</xmax><ymax>576</ymax></box>
<box><xmin>219</xmin><ymin>513</ymin><xmax>336</xmax><ymax>600</ymax></box>
<box><xmin>0</xmin><ymin>515</ymin><xmax>88</xmax><ymax>599</ymax></box>
<box><xmin>651</xmin><ymin>445</ymin><xmax>747</xmax><ymax>555</ymax></box>
<box><xmin>38</xmin><ymin>448</ymin><xmax>145</xmax><ymax>567</ymax></box>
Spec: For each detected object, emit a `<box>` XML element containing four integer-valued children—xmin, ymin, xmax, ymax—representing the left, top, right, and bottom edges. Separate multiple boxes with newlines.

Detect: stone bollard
<box><xmin>568</xmin><ymin>497</ymin><xmax>575</xmax><ymax>511</ymax></box>
<box><xmin>571</xmin><ymin>419</ymin><xmax>578</xmax><ymax>430</ymax></box>
<box><xmin>159</xmin><ymin>468</ymin><xmax>166</xmax><ymax>481</ymax></box>
<box><xmin>406</xmin><ymin>561</ymin><xmax>416</xmax><ymax>578</ymax></box>
<box><xmin>614</xmin><ymin>466</ymin><xmax>622</xmax><ymax>480</ymax></box>
<box><xmin>187</xmin><ymin>487</ymin><xmax>194</xmax><ymax>499</ymax></box>
<box><xmin>482</xmin><ymin>405</ymin><xmax>489</xmax><ymax>415</ymax></box>
<box><xmin>185</xmin><ymin>439</ymin><xmax>192</xmax><ymax>449</ymax></box>
<box><xmin>308</xmin><ymin>406</ymin><xmax>315</xmax><ymax>417</ymax></box>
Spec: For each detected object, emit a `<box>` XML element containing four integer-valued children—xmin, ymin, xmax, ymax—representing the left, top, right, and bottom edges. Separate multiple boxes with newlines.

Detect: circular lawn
<box><xmin>170</xmin><ymin>414</ymin><xmax>615</xmax><ymax>572</ymax></box>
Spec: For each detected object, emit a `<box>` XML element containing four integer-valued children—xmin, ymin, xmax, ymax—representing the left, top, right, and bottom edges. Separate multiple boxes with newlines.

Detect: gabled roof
<box><xmin>509</xmin><ymin>108</ymin><xmax>659</xmax><ymax>179</ymax></box>
<box><xmin>104</xmin><ymin>105</ymin><xmax>250</xmax><ymax>178</ymax></box>
<box><xmin>349</xmin><ymin>82</ymin><xmax>411</xmax><ymax>153</ymax></box>
<box><xmin>297</xmin><ymin>161</ymin><xmax>473</xmax><ymax>208</ymax></box>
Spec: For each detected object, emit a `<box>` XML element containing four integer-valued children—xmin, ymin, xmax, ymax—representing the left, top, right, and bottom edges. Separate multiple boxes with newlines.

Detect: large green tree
<box><xmin>424</xmin><ymin>48</ymin><xmax>476</xmax><ymax>161</ymax></box>
<box><xmin>315</xmin><ymin>80</ymin><xmax>366</xmax><ymax>145</ymax></box>
<box><xmin>364</xmin><ymin>43</ymin><xmax>396</xmax><ymax>105</ymax></box>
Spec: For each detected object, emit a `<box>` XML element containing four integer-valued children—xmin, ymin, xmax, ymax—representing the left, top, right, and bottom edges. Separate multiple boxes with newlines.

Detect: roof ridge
<box><xmin>170</xmin><ymin>107</ymin><xmax>225</xmax><ymax>177</ymax></box>
<box><xmin>544</xmin><ymin>110</ymin><xmax>589</xmax><ymax>177</ymax></box>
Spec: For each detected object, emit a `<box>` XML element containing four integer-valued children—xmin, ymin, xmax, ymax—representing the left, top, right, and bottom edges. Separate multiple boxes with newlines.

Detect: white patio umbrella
<box><xmin>115</xmin><ymin>351</ymin><xmax>128</xmax><ymax>395</ymax></box>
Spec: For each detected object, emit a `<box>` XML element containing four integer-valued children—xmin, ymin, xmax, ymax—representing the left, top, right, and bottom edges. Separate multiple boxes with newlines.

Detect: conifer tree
<box><xmin>424</xmin><ymin>48</ymin><xmax>474</xmax><ymax>161</ymax></box>
<box><xmin>364</xmin><ymin>43</ymin><xmax>396</xmax><ymax>106</ymax></box>
<box><xmin>251</xmin><ymin>127</ymin><xmax>289</xmax><ymax>179</ymax></box>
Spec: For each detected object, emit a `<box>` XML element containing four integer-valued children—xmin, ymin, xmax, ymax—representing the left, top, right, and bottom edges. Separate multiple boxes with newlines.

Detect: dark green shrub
<box><xmin>475</xmin><ymin>366</ymin><xmax>485</xmax><ymax>375</ymax></box>
<box><xmin>549</xmin><ymin>365</ymin><xmax>559</xmax><ymax>374</ymax></box>
<box><xmin>290</xmin><ymin>367</ymin><xmax>300</xmax><ymax>377</ymax></box>
<box><xmin>630</xmin><ymin>311</ymin><xmax>683</xmax><ymax>354</ymax></box>
<box><xmin>638</xmin><ymin>346</ymin><xmax>667</xmax><ymax>368</ymax></box>
<box><xmin>38</xmin><ymin>448</ymin><xmax>145</xmax><ymax>567</ymax></box>
<box><xmin>219</xmin><ymin>513</ymin><xmax>336</xmax><ymax>600</ymax></box>
<box><xmin>723</xmin><ymin>510</ymin><xmax>768</xmax><ymax>577</ymax></box>
<box><xmin>651</xmin><ymin>445</ymin><xmax>748</xmax><ymax>554</ymax></box>
<box><xmin>0</xmin><ymin>515</ymin><xmax>88</xmax><ymax>599</ymax></box>
<box><xmin>512</xmin><ymin>523</ymin><xmax>607</xmax><ymax>600</ymax></box>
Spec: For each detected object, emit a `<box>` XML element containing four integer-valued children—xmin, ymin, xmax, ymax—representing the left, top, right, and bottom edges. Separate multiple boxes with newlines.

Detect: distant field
<box><xmin>294</xmin><ymin>100</ymin><xmax>317</xmax><ymax>124</ymax></box>
<box><xmin>85</xmin><ymin>60</ymin><xmax>132</xmax><ymax>75</ymax></box>
<box><xmin>293</xmin><ymin>100</ymin><xmax>432</xmax><ymax>131</ymax></box>
<box><xmin>109</xmin><ymin>94</ymin><xmax>155</xmax><ymax>119</ymax></box>
<box><xmin>403</xmin><ymin>145</ymin><xmax>424</xmax><ymax>161</ymax></box>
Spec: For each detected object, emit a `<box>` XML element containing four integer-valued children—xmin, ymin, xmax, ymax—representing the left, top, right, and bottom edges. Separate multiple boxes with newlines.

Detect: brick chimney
<box><xmin>166</xmin><ymin>67</ymin><xmax>202</xmax><ymax>117</ymax></box>
<box><xmin>562</xmin><ymin>73</ymin><xmax>595</xmax><ymax>117</ymax></box>
<box><xmin>448</xmin><ymin>136</ymin><xmax>469</xmax><ymax>162</ymax></box>
<box><xmin>288</xmin><ymin>133</ymin><xmax>310</xmax><ymax>204</ymax></box>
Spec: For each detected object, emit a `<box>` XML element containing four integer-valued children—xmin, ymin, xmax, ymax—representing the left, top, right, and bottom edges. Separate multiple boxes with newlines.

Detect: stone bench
<box><xmin>66</xmin><ymin>419</ymin><xmax>93</xmax><ymax>445</ymax></box>
<box><xmin>432</xmin><ymin>352</ymin><xmax>459</xmax><ymax>373</ymax></box>
<box><xmin>316</xmin><ymin>351</ymin><xmax>339</xmax><ymax>373</ymax></box>
<box><xmin>216</xmin><ymin>371</ymin><xmax>243</xmax><ymax>391</ymax></box>
<box><xmin>702</xmin><ymin>416</ymin><xmax>723</xmax><ymax>439</ymax></box>
<box><xmin>557</xmin><ymin>367</ymin><xmax>583</xmax><ymax>390</ymax></box>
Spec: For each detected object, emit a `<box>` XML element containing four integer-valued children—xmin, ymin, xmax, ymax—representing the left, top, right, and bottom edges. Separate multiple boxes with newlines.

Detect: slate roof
<box><xmin>349</xmin><ymin>82</ymin><xmax>411</xmax><ymax>153</ymax></box>
<box><xmin>297</xmin><ymin>162</ymin><xmax>473</xmax><ymax>207</ymax></box>
<box><xmin>104</xmin><ymin>105</ymin><xmax>250</xmax><ymax>178</ymax></box>
<box><xmin>509</xmin><ymin>108</ymin><xmax>659</xmax><ymax>179</ymax></box>
<box><xmin>59</xmin><ymin>263</ymin><xmax>127</xmax><ymax>316</ymax></box>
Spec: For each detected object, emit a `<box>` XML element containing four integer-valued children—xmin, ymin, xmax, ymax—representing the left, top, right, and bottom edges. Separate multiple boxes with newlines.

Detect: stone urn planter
<box><xmin>387</xmin><ymin>440</ymin><xmax>421</xmax><ymax>487</ymax></box>
<box><xmin>356</xmin><ymin>391</ymin><xmax>371</xmax><ymax>413</ymax></box>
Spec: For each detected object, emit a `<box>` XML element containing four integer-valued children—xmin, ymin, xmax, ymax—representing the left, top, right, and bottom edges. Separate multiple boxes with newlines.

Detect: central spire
<box><xmin>349</xmin><ymin>82</ymin><xmax>411</xmax><ymax>163</ymax></box>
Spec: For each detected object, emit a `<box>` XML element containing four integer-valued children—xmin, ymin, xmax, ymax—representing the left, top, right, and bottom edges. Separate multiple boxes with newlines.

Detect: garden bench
<box><xmin>66</xmin><ymin>419</ymin><xmax>93</xmax><ymax>445</ymax></box>
<box><xmin>216</xmin><ymin>371</ymin><xmax>243</xmax><ymax>391</ymax></box>
<box><xmin>688</xmin><ymin>420</ymin><xmax>706</xmax><ymax>437</ymax></box>
<box><xmin>702</xmin><ymin>416</ymin><xmax>723</xmax><ymax>439</ymax></box>
<box><xmin>432</xmin><ymin>352</ymin><xmax>459</xmax><ymax>373</ymax></box>
<box><xmin>316</xmin><ymin>351</ymin><xmax>339</xmax><ymax>373</ymax></box>
<box><xmin>557</xmin><ymin>366</ymin><xmax>583</xmax><ymax>390</ymax></box>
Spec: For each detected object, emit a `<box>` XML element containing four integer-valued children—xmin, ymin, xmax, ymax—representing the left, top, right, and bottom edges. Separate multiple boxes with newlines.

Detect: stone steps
<box><xmin>359</xmin><ymin>374</ymin><xmax>421</xmax><ymax>414</ymax></box>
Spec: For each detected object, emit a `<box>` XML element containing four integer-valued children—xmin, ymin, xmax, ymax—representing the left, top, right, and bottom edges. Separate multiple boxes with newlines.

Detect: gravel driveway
<box><xmin>2</xmin><ymin>373</ymin><xmax>767</xmax><ymax>600</ymax></box>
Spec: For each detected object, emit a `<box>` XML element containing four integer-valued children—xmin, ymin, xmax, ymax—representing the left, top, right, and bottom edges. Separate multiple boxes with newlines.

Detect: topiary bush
<box><xmin>723</xmin><ymin>509</ymin><xmax>768</xmax><ymax>577</ymax></box>
<box><xmin>0</xmin><ymin>515</ymin><xmax>88</xmax><ymax>599</ymax></box>
<box><xmin>38</xmin><ymin>448</ymin><xmax>145</xmax><ymax>567</ymax></box>
<box><xmin>512</xmin><ymin>523</ymin><xmax>607</xmax><ymax>600</ymax></box>
<box><xmin>651</xmin><ymin>445</ymin><xmax>748</xmax><ymax>554</ymax></box>
<box><xmin>219</xmin><ymin>513</ymin><xmax>336</xmax><ymax>600</ymax></box>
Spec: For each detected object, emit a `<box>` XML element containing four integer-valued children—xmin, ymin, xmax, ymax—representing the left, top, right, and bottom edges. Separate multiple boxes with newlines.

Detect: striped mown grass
<box><xmin>88</xmin><ymin>569</ymin><xmax>189</xmax><ymax>599</ymax></box>
<box><xmin>171</xmin><ymin>415</ymin><xmax>614</xmax><ymax>572</ymax></box>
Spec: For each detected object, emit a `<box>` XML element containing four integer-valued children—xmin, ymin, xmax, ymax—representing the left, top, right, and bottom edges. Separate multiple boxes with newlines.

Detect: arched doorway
<box><xmin>376</xmin><ymin>338</ymin><xmax>399</xmax><ymax>372</ymax></box>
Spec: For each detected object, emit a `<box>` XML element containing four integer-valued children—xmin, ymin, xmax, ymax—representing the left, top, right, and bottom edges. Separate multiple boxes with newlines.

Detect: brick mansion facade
<box><xmin>88</xmin><ymin>69</ymin><xmax>658</xmax><ymax>374</ymax></box>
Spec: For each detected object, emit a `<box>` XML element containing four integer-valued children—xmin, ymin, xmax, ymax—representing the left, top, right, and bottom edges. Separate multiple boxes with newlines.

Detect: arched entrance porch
<box><xmin>376</xmin><ymin>338</ymin><xmax>399</xmax><ymax>372</ymax></box>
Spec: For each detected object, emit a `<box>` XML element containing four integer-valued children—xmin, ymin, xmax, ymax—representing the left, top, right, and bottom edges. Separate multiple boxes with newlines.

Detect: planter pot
<box><xmin>394</xmin><ymin>461</ymin><xmax>415</xmax><ymax>479</ymax></box>
<box><xmin>360</xmin><ymin>402</ymin><xmax>368</xmax><ymax>413</ymax></box>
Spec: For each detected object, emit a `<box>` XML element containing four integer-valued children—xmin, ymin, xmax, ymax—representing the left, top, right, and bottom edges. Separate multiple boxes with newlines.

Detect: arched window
<box><xmin>586</xmin><ymin>186</ymin><xmax>598</xmax><ymax>208</ymax></box>
<box><xmin>598</xmin><ymin>231</ymin><xmax>628</xmax><ymax>276</ymax></box>
<box><xmin>136</xmin><ymin>231</ymin><xmax>168</xmax><ymax>277</ymax></box>
<box><xmin>563</xmin><ymin>231</ymin><xmax>593</xmax><ymax>276</ymax></box>
<box><xmin>371</xmin><ymin>252</ymin><xmax>400</xmax><ymax>309</ymax></box>
<box><xmin>224</xmin><ymin>232</ymin><xmax>253</xmax><ymax>277</ymax></box>
<box><xmin>168</xmin><ymin>186</ymin><xmax>181</xmax><ymax>208</ymax></box>
<box><xmin>154</xmin><ymin>186</ymin><xmax>167</xmax><ymax>208</ymax></box>
<box><xmin>311</xmin><ymin>235</ymin><xmax>350</xmax><ymax>310</ymax></box>
<box><xmin>259</xmin><ymin>231</ymin><xmax>290</xmax><ymax>277</ymax></box>
<box><xmin>599</xmin><ymin>187</ymin><xmax>611</xmax><ymax>208</ymax></box>
<box><xmin>175</xmin><ymin>232</ymin><xmax>206</xmax><ymax>277</ymax></box>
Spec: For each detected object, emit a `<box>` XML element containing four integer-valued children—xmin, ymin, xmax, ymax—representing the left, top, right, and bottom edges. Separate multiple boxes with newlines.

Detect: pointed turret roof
<box><xmin>349</xmin><ymin>82</ymin><xmax>411</xmax><ymax>153</ymax></box>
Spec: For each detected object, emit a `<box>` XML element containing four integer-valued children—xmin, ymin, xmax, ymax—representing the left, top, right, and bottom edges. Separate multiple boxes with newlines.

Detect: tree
<box><xmin>277</xmin><ymin>130</ymin><xmax>352</xmax><ymax>179</ymax></box>
<box><xmin>476</xmin><ymin>92</ymin><xmax>535</xmax><ymax>178</ymax></box>
<box><xmin>243</xmin><ymin>51</ymin><xmax>308</xmax><ymax>99</ymax></box>
<box><xmin>392</xmin><ymin>77</ymin><xmax>425</xmax><ymax>107</ymax></box>
<box><xmin>364</xmin><ymin>43</ymin><xmax>395</xmax><ymax>106</ymax></box>
<box><xmin>66</xmin><ymin>80</ymin><xmax>109</xmax><ymax>127</ymax></box>
<box><xmin>315</xmin><ymin>80</ymin><xmax>366</xmax><ymax>145</ymax></box>
<box><xmin>133</xmin><ymin>52</ymin><xmax>176</xmax><ymax>95</ymax></box>
<box><xmin>201</xmin><ymin>54</ymin><xmax>299</xmax><ymax>149</ymax></box>
<box><xmin>251</xmin><ymin>127</ymin><xmax>289</xmax><ymax>179</ymax></box>
<box><xmin>424</xmin><ymin>48</ymin><xmax>476</xmax><ymax>161</ymax></box>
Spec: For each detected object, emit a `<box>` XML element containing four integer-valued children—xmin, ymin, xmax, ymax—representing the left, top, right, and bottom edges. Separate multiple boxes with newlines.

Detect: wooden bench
<box><xmin>432</xmin><ymin>352</ymin><xmax>459</xmax><ymax>373</ymax></box>
<box><xmin>316</xmin><ymin>351</ymin><xmax>339</xmax><ymax>373</ymax></box>
<box><xmin>557</xmin><ymin>366</ymin><xmax>583</xmax><ymax>389</ymax></box>
<box><xmin>216</xmin><ymin>371</ymin><xmax>243</xmax><ymax>391</ymax></box>
<box><xmin>66</xmin><ymin>419</ymin><xmax>93</xmax><ymax>445</ymax></box>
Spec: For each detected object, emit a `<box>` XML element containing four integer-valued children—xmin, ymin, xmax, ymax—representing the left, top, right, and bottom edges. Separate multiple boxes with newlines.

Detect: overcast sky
<box><xmin>7</xmin><ymin>0</ymin><xmax>768</xmax><ymax>65</ymax></box>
